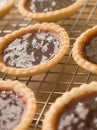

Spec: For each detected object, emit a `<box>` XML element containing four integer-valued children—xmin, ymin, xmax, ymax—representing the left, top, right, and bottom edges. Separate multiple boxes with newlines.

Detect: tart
<box><xmin>42</xmin><ymin>81</ymin><xmax>97</xmax><ymax>130</ymax></box>
<box><xmin>0</xmin><ymin>23</ymin><xmax>69</xmax><ymax>77</ymax></box>
<box><xmin>18</xmin><ymin>0</ymin><xmax>86</xmax><ymax>22</ymax></box>
<box><xmin>0</xmin><ymin>0</ymin><xmax>15</xmax><ymax>17</ymax></box>
<box><xmin>72</xmin><ymin>26</ymin><xmax>97</xmax><ymax>74</ymax></box>
<box><xmin>0</xmin><ymin>79</ymin><xmax>36</xmax><ymax>130</ymax></box>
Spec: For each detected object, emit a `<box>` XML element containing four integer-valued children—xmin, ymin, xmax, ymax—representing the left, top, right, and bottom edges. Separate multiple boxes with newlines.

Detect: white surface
<box><xmin>0</xmin><ymin>0</ymin><xmax>8</xmax><ymax>7</ymax></box>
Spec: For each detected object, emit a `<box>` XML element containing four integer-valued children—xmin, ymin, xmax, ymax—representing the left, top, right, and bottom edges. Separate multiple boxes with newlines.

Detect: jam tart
<box><xmin>43</xmin><ymin>81</ymin><xmax>97</xmax><ymax>130</ymax></box>
<box><xmin>0</xmin><ymin>79</ymin><xmax>36</xmax><ymax>130</ymax></box>
<box><xmin>72</xmin><ymin>26</ymin><xmax>97</xmax><ymax>74</ymax></box>
<box><xmin>0</xmin><ymin>23</ymin><xmax>69</xmax><ymax>77</ymax></box>
<box><xmin>18</xmin><ymin>0</ymin><xmax>86</xmax><ymax>22</ymax></box>
<box><xmin>0</xmin><ymin>0</ymin><xmax>15</xmax><ymax>17</ymax></box>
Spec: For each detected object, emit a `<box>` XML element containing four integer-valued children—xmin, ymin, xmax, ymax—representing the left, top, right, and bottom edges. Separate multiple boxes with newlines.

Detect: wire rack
<box><xmin>0</xmin><ymin>0</ymin><xmax>97</xmax><ymax>129</ymax></box>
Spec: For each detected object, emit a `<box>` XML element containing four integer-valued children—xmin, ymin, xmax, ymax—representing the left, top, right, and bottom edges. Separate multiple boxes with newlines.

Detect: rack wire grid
<box><xmin>0</xmin><ymin>0</ymin><xmax>97</xmax><ymax>129</ymax></box>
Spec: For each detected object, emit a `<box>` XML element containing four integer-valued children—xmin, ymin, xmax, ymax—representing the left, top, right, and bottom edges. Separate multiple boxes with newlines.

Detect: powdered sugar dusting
<box><xmin>3</xmin><ymin>31</ymin><xmax>60</xmax><ymax>68</ymax></box>
<box><xmin>58</xmin><ymin>95</ymin><xmax>97</xmax><ymax>130</ymax></box>
<box><xmin>0</xmin><ymin>91</ymin><xmax>24</xmax><ymax>130</ymax></box>
<box><xmin>27</xmin><ymin>0</ymin><xmax>76</xmax><ymax>13</ymax></box>
<box><xmin>75</xmin><ymin>103</ymin><xmax>89</xmax><ymax>120</ymax></box>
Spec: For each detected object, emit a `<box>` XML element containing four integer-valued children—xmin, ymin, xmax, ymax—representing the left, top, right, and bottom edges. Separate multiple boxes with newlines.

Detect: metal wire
<box><xmin>0</xmin><ymin>0</ymin><xmax>97</xmax><ymax>129</ymax></box>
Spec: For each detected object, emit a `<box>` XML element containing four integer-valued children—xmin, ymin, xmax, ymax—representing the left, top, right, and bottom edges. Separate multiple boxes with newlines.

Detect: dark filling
<box><xmin>0</xmin><ymin>90</ymin><xmax>24</xmax><ymax>130</ymax></box>
<box><xmin>83</xmin><ymin>36</ymin><xmax>97</xmax><ymax>64</ymax></box>
<box><xmin>3</xmin><ymin>30</ymin><xmax>60</xmax><ymax>68</ymax></box>
<box><xmin>27</xmin><ymin>0</ymin><xmax>75</xmax><ymax>13</ymax></box>
<box><xmin>57</xmin><ymin>93</ymin><xmax>97</xmax><ymax>130</ymax></box>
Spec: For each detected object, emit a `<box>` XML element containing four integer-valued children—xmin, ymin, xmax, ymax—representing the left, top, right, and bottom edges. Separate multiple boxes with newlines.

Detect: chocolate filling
<box><xmin>0</xmin><ymin>0</ymin><xmax>8</xmax><ymax>7</ymax></box>
<box><xmin>83</xmin><ymin>36</ymin><xmax>97</xmax><ymax>64</ymax></box>
<box><xmin>57</xmin><ymin>93</ymin><xmax>97</xmax><ymax>130</ymax></box>
<box><xmin>27</xmin><ymin>0</ymin><xmax>75</xmax><ymax>13</ymax></box>
<box><xmin>0</xmin><ymin>90</ymin><xmax>24</xmax><ymax>130</ymax></box>
<box><xmin>3</xmin><ymin>30</ymin><xmax>60</xmax><ymax>68</ymax></box>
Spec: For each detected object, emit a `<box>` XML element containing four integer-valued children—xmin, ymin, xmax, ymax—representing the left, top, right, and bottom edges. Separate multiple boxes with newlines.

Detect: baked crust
<box><xmin>0</xmin><ymin>23</ymin><xmax>70</xmax><ymax>77</ymax></box>
<box><xmin>42</xmin><ymin>81</ymin><xmax>97</xmax><ymax>130</ymax></box>
<box><xmin>0</xmin><ymin>79</ymin><xmax>36</xmax><ymax>130</ymax></box>
<box><xmin>72</xmin><ymin>26</ymin><xmax>97</xmax><ymax>74</ymax></box>
<box><xmin>18</xmin><ymin>0</ymin><xmax>86</xmax><ymax>22</ymax></box>
<box><xmin>0</xmin><ymin>0</ymin><xmax>15</xmax><ymax>17</ymax></box>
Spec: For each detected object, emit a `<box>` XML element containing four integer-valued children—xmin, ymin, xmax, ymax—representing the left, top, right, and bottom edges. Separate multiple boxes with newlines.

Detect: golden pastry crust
<box><xmin>18</xmin><ymin>0</ymin><xmax>86</xmax><ymax>22</ymax></box>
<box><xmin>42</xmin><ymin>81</ymin><xmax>97</xmax><ymax>130</ymax></box>
<box><xmin>0</xmin><ymin>0</ymin><xmax>15</xmax><ymax>17</ymax></box>
<box><xmin>0</xmin><ymin>23</ymin><xmax>70</xmax><ymax>77</ymax></box>
<box><xmin>0</xmin><ymin>79</ymin><xmax>36</xmax><ymax>130</ymax></box>
<box><xmin>72</xmin><ymin>26</ymin><xmax>97</xmax><ymax>74</ymax></box>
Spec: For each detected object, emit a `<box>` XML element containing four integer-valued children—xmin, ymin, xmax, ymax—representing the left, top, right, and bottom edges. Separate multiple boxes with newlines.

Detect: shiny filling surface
<box><xmin>27</xmin><ymin>0</ymin><xmax>76</xmax><ymax>13</ymax></box>
<box><xmin>83</xmin><ymin>36</ymin><xmax>97</xmax><ymax>64</ymax></box>
<box><xmin>0</xmin><ymin>0</ymin><xmax>8</xmax><ymax>7</ymax></box>
<box><xmin>3</xmin><ymin>30</ymin><xmax>60</xmax><ymax>68</ymax></box>
<box><xmin>0</xmin><ymin>90</ymin><xmax>24</xmax><ymax>130</ymax></box>
<box><xmin>57</xmin><ymin>94</ymin><xmax>97</xmax><ymax>130</ymax></box>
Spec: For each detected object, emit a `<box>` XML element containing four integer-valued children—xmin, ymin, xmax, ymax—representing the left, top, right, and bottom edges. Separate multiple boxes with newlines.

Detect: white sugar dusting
<box><xmin>52</xmin><ymin>1</ymin><xmax>56</xmax><ymax>6</ymax></box>
<box><xmin>58</xmin><ymin>113</ymin><xmax>75</xmax><ymax>130</ymax></box>
<box><xmin>3</xmin><ymin>32</ymin><xmax>59</xmax><ymax>68</ymax></box>
<box><xmin>77</xmin><ymin>122</ymin><xmax>85</xmax><ymax>129</ymax></box>
<box><xmin>29</xmin><ymin>0</ymin><xmax>57</xmax><ymax>12</ymax></box>
<box><xmin>75</xmin><ymin>103</ymin><xmax>89</xmax><ymax>120</ymax></box>
<box><xmin>95</xmin><ymin>97</ymin><xmax>97</xmax><ymax>102</ymax></box>
<box><xmin>22</xmin><ymin>33</ymin><xmax>32</xmax><ymax>41</ymax></box>
<box><xmin>0</xmin><ymin>91</ymin><xmax>24</xmax><ymax>130</ymax></box>
<box><xmin>58</xmin><ymin>96</ymin><xmax>97</xmax><ymax>130</ymax></box>
<box><xmin>28</xmin><ymin>0</ymin><xmax>77</xmax><ymax>13</ymax></box>
<box><xmin>32</xmin><ymin>39</ymin><xmax>42</xmax><ymax>49</ymax></box>
<box><xmin>46</xmin><ymin>35</ymin><xmax>55</xmax><ymax>43</ymax></box>
<box><xmin>41</xmin><ymin>55</ymin><xmax>48</xmax><ymax>63</ymax></box>
<box><xmin>72</xmin><ymin>117</ymin><xmax>79</xmax><ymax>124</ymax></box>
<box><xmin>93</xmin><ymin>118</ymin><xmax>97</xmax><ymax>127</ymax></box>
<box><xmin>3</xmin><ymin>38</ymin><xmax>35</xmax><ymax>68</ymax></box>
<box><xmin>42</xmin><ymin>44</ymin><xmax>48</xmax><ymax>53</ymax></box>
<box><xmin>36</xmin><ymin>32</ymin><xmax>46</xmax><ymax>41</ymax></box>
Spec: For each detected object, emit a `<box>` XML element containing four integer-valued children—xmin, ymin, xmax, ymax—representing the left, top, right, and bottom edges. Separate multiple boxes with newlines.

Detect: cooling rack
<box><xmin>0</xmin><ymin>0</ymin><xmax>97</xmax><ymax>129</ymax></box>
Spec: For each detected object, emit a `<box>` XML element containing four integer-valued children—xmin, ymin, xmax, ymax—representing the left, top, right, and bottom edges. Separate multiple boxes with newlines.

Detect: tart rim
<box><xmin>72</xmin><ymin>26</ymin><xmax>97</xmax><ymax>74</ymax></box>
<box><xmin>18</xmin><ymin>0</ymin><xmax>86</xmax><ymax>22</ymax></box>
<box><xmin>0</xmin><ymin>22</ymin><xmax>70</xmax><ymax>77</ymax></box>
<box><xmin>42</xmin><ymin>81</ymin><xmax>97</xmax><ymax>130</ymax></box>
<box><xmin>0</xmin><ymin>0</ymin><xmax>15</xmax><ymax>17</ymax></box>
<box><xmin>0</xmin><ymin>79</ymin><xmax>36</xmax><ymax>130</ymax></box>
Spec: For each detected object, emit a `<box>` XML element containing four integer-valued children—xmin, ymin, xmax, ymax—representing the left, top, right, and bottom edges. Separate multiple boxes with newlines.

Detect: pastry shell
<box><xmin>0</xmin><ymin>0</ymin><xmax>15</xmax><ymax>17</ymax></box>
<box><xmin>0</xmin><ymin>79</ymin><xmax>36</xmax><ymax>130</ymax></box>
<box><xmin>18</xmin><ymin>0</ymin><xmax>86</xmax><ymax>22</ymax></box>
<box><xmin>0</xmin><ymin>23</ymin><xmax>70</xmax><ymax>77</ymax></box>
<box><xmin>72</xmin><ymin>26</ymin><xmax>97</xmax><ymax>74</ymax></box>
<box><xmin>42</xmin><ymin>81</ymin><xmax>97</xmax><ymax>130</ymax></box>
